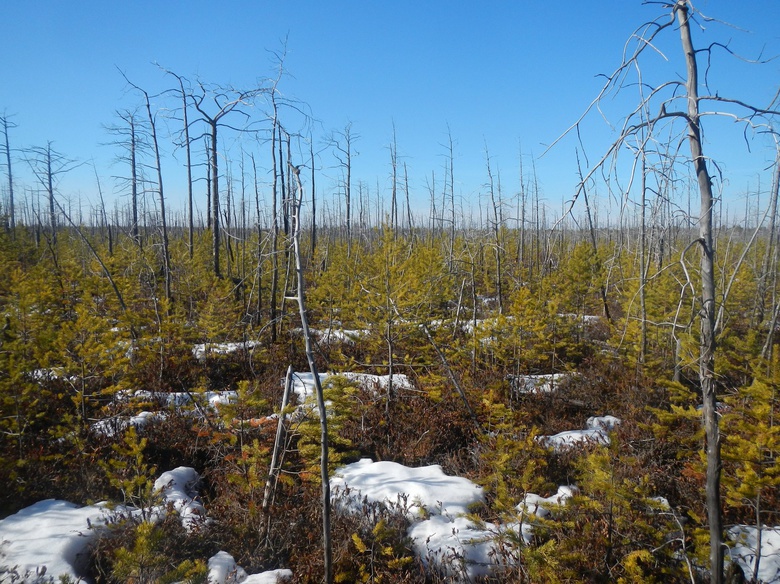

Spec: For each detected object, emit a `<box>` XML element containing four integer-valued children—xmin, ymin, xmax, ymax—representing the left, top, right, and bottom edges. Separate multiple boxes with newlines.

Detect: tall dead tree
<box><xmin>330</xmin><ymin>122</ymin><xmax>357</xmax><ymax>253</ymax></box>
<box><xmin>290</xmin><ymin>163</ymin><xmax>332</xmax><ymax>584</ymax></box>
<box><xmin>25</xmin><ymin>142</ymin><xmax>78</xmax><ymax>247</ymax></box>
<box><xmin>269</xmin><ymin>88</ymin><xmax>281</xmax><ymax>343</ymax></box>
<box><xmin>191</xmin><ymin>82</ymin><xmax>263</xmax><ymax>278</ymax></box>
<box><xmin>162</xmin><ymin>68</ymin><xmax>196</xmax><ymax>259</ymax></box>
<box><xmin>1</xmin><ymin>113</ymin><xmax>16</xmax><ymax>232</ymax></box>
<box><xmin>443</xmin><ymin>127</ymin><xmax>457</xmax><ymax>270</ymax></box>
<box><xmin>133</xmin><ymin>82</ymin><xmax>172</xmax><ymax>303</ymax></box>
<box><xmin>403</xmin><ymin>161</ymin><xmax>413</xmax><ymax>231</ymax></box>
<box><xmin>389</xmin><ymin>123</ymin><xmax>398</xmax><ymax>232</ymax></box>
<box><xmin>205</xmin><ymin>136</ymin><xmax>212</xmax><ymax>230</ymax></box>
<box><xmin>546</xmin><ymin>3</ymin><xmax>780</xmax><ymax>581</ymax></box>
<box><xmin>105</xmin><ymin>108</ymin><xmax>143</xmax><ymax>245</ymax></box>
<box><xmin>674</xmin><ymin>6</ymin><xmax>723</xmax><ymax>579</ymax></box>
<box><xmin>484</xmin><ymin>142</ymin><xmax>504</xmax><ymax>314</ymax></box>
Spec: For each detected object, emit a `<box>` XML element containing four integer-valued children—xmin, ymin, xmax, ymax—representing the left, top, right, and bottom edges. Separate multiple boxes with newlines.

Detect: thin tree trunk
<box><xmin>263</xmin><ymin>365</ymin><xmax>292</xmax><ymax>512</ymax></box>
<box><xmin>2</xmin><ymin>116</ymin><xmax>15</xmax><ymax>233</ymax></box>
<box><xmin>210</xmin><ymin>120</ymin><xmax>221</xmax><ymax>278</ymax></box>
<box><xmin>46</xmin><ymin>144</ymin><xmax>56</xmax><ymax>246</ymax></box>
<box><xmin>677</xmin><ymin>3</ymin><xmax>723</xmax><ymax>581</ymax></box>
<box><xmin>270</xmin><ymin>118</ymin><xmax>280</xmax><ymax>343</ymax></box>
<box><xmin>390</xmin><ymin>124</ymin><xmax>398</xmax><ymax>232</ymax></box>
<box><xmin>141</xmin><ymin>92</ymin><xmax>172</xmax><ymax>303</ymax></box>
<box><xmin>251</xmin><ymin>153</ymin><xmax>263</xmax><ymax>325</ymax></box>
<box><xmin>290</xmin><ymin>163</ymin><xmax>332</xmax><ymax>584</ymax></box>
<box><xmin>640</xmin><ymin>147</ymin><xmax>648</xmax><ymax>364</ymax></box>
<box><xmin>758</xmin><ymin>145</ymin><xmax>780</xmax><ymax>325</ymax></box>
<box><xmin>182</xmin><ymin>84</ymin><xmax>194</xmax><ymax>259</ymax></box>
<box><xmin>311</xmin><ymin>141</ymin><xmax>317</xmax><ymax>257</ymax></box>
<box><xmin>205</xmin><ymin>136</ymin><xmax>212</xmax><ymax>231</ymax></box>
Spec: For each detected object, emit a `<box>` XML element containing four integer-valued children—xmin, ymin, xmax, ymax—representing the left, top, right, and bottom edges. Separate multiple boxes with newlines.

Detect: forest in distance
<box><xmin>2</xmin><ymin>2</ymin><xmax>780</xmax><ymax>583</ymax></box>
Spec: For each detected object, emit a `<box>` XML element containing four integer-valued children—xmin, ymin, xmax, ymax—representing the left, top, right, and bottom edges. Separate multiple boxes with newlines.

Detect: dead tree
<box><xmin>25</xmin><ymin>142</ymin><xmax>79</xmax><ymax>247</ymax></box>
<box><xmin>117</xmin><ymin>72</ymin><xmax>173</xmax><ymax>302</ymax></box>
<box><xmin>191</xmin><ymin>81</ymin><xmax>264</xmax><ymax>278</ymax></box>
<box><xmin>547</xmin><ymin>3</ymin><xmax>780</xmax><ymax>581</ymax></box>
<box><xmin>105</xmin><ymin>108</ymin><xmax>144</xmax><ymax>245</ymax></box>
<box><xmin>289</xmin><ymin>163</ymin><xmax>332</xmax><ymax>584</ymax></box>
<box><xmin>1</xmin><ymin>113</ymin><xmax>16</xmax><ymax>232</ymax></box>
<box><xmin>162</xmin><ymin>68</ymin><xmax>196</xmax><ymax>259</ymax></box>
<box><xmin>137</xmin><ymin>85</ymin><xmax>172</xmax><ymax>302</ymax></box>
<box><xmin>484</xmin><ymin>142</ymin><xmax>504</xmax><ymax>314</ymax></box>
<box><xmin>329</xmin><ymin>122</ymin><xmax>358</xmax><ymax>254</ymax></box>
<box><xmin>389</xmin><ymin>122</ymin><xmax>399</xmax><ymax>232</ymax></box>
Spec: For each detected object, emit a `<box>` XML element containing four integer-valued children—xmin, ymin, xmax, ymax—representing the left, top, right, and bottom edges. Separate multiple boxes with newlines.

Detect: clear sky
<box><xmin>2</xmin><ymin>1</ymin><xmax>779</xmax><ymax>225</ymax></box>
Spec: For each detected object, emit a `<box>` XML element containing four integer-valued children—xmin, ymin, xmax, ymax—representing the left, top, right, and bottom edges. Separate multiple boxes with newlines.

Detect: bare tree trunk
<box><xmin>311</xmin><ymin>141</ymin><xmax>317</xmax><ymax>257</ymax></box>
<box><xmin>129</xmin><ymin>116</ymin><xmax>139</xmax><ymax>244</ymax></box>
<box><xmin>639</xmin><ymin>148</ymin><xmax>648</xmax><ymax>364</ymax></box>
<box><xmin>290</xmin><ymin>164</ymin><xmax>332</xmax><ymax>584</ymax></box>
<box><xmin>263</xmin><ymin>365</ymin><xmax>292</xmax><ymax>513</ymax></box>
<box><xmin>403</xmin><ymin>161</ymin><xmax>413</xmax><ymax>232</ymax></box>
<box><xmin>447</xmin><ymin>128</ymin><xmax>456</xmax><ymax>270</ymax></box>
<box><xmin>270</xmin><ymin>118</ymin><xmax>280</xmax><ymax>343</ymax></box>
<box><xmin>575</xmin><ymin>150</ymin><xmax>611</xmax><ymax>322</ymax></box>
<box><xmin>181</xmin><ymin>82</ymin><xmax>194</xmax><ymax>259</ymax></box>
<box><xmin>331</xmin><ymin>123</ymin><xmax>355</xmax><ymax>254</ymax></box>
<box><xmin>139</xmin><ymin>89</ymin><xmax>172</xmax><ymax>303</ymax></box>
<box><xmin>484</xmin><ymin>143</ymin><xmax>504</xmax><ymax>314</ymax></box>
<box><xmin>251</xmin><ymin>153</ymin><xmax>263</xmax><ymax>325</ymax></box>
<box><xmin>205</xmin><ymin>136</ymin><xmax>212</xmax><ymax>231</ymax></box>
<box><xmin>190</xmin><ymin>81</ymin><xmax>262</xmax><ymax>277</ymax></box>
<box><xmin>758</xmin><ymin>144</ymin><xmax>780</xmax><ymax>327</ymax></box>
<box><xmin>92</xmin><ymin>163</ymin><xmax>111</xmax><ymax>256</ymax></box>
<box><xmin>518</xmin><ymin>145</ymin><xmax>527</xmax><ymax>271</ymax></box>
<box><xmin>210</xmin><ymin>120</ymin><xmax>221</xmax><ymax>277</ymax></box>
<box><xmin>1</xmin><ymin>115</ymin><xmax>15</xmax><ymax>233</ymax></box>
<box><xmin>390</xmin><ymin>123</ymin><xmax>399</xmax><ymax>233</ymax></box>
<box><xmin>46</xmin><ymin>144</ymin><xmax>56</xmax><ymax>245</ymax></box>
<box><xmin>677</xmin><ymin>3</ymin><xmax>723</xmax><ymax>581</ymax></box>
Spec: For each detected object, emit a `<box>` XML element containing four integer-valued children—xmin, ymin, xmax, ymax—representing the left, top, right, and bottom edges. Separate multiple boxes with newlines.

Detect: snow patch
<box><xmin>154</xmin><ymin>466</ymin><xmax>207</xmax><ymax>531</ymax></box>
<box><xmin>192</xmin><ymin>341</ymin><xmax>260</xmax><ymax>361</ymax></box>
<box><xmin>290</xmin><ymin>371</ymin><xmax>414</xmax><ymax>403</ymax></box>
<box><xmin>508</xmin><ymin>373</ymin><xmax>569</xmax><ymax>395</ymax></box>
<box><xmin>0</xmin><ymin>499</ymin><xmax>108</xmax><ymax>582</ymax></box>
<box><xmin>332</xmin><ymin>458</ymin><xmax>483</xmax><ymax>518</ymax></box>
<box><xmin>728</xmin><ymin>525</ymin><xmax>780</xmax><ymax>583</ymax></box>
<box><xmin>539</xmin><ymin>415</ymin><xmax>621</xmax><ymax>450</ymax></box>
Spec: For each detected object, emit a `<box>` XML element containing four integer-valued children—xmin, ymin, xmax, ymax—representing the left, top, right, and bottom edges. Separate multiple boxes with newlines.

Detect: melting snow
<box><xmin>332</xmin><ymin>458</ymin><xmax>530</xmax><ymax>581</ymax></box>
<box><xmin>154</xmin><ymin>466</ymin><xmax>207</xmax><ymax>531</ymax></box>
<box><xmin>290</xmin><ymin>371</ymin><xmax>414</xmax><ymax>403</ymax></box>
<box><xmin>0</xmin><ymin>468</ymin><xmax>292</xmax><ymax>583</ymax></box>
<box><xmin>0</xmin><ymin>499</ymin><xmax>107</xmax><ymax>582</ymax></box>
<box><xmin>728</xmin><ymin>525</ymin><xmax>780</xmax><ymax>583</ymax></box>
<box><xmin>332</xmin><ymin>458</ymin><xmax>483</xmax><ymax>518</ymax></box>
<box><xmin>508</xmin><ymin>373</ymin><xmax>569</xmax><ymax>395</ymax></box>
<box><xmin>192</xmin><ymin>341</ymin><xmax>260</xmax><ymax>361</ymax></box>
<box><xmin>539</xmin><ymin>415</ymin><xmax>621</xmax><ymax>450</ymax></box>
<box><xmin>518</xmin><ymin>485</ymin><xmax>577</xmax><ymax>518</ymax></box>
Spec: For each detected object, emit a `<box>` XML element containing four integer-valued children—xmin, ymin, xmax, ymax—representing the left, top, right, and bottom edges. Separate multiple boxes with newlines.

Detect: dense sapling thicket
<box><xmin>0</xmin><ymin>214</ymin><xmax>777</xmax><ymax>581</ymax></box>
<box><xmin>2</xmin><ymin>3</ymin><xmax>779</xmax><ymax>581</ymax></box>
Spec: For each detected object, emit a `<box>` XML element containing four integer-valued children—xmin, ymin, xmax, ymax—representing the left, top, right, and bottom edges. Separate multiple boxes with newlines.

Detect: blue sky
<box><xmin>2</xmin><ymin>1</ymin><xmax>779</xmax><ymax>224</ymax></box>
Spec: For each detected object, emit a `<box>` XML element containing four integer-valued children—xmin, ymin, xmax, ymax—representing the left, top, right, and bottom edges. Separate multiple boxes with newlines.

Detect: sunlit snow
<box><xmin>539</xmin><ymin>415</ymin><xmax>621</xmax><ymax>449</ymax></box>
<box><xmin>332</xmin><ymin>458</ymin><xmax>523</xmax><ymax>581</ymax></box>
<box><xmin>0</xmin><ymin>468</ymin><xmax>291</xmax><ymax>583</ymax></box>
<box><xmin>290</xmin><ymin>371</ymin><xmax>414</xmax><ymax>403</ymax></box>
<box><xmin>192</xmin><ymin>341</ymin><xmax>260</xmax><ymax>361</ymax></box>
<box><xmin>508</xmin><ymin>373</ymin><xmax>569</xmax><ymax>395</ymax></box>
<box><xmin>728</xmin><ymin>525</ymin><xmax>780</xmax><ymax>583</ymax></box>
<box><xmin>154</xmin><ymin>466</ymin><xmax>207</xmax><ymax>531</ymax></box>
